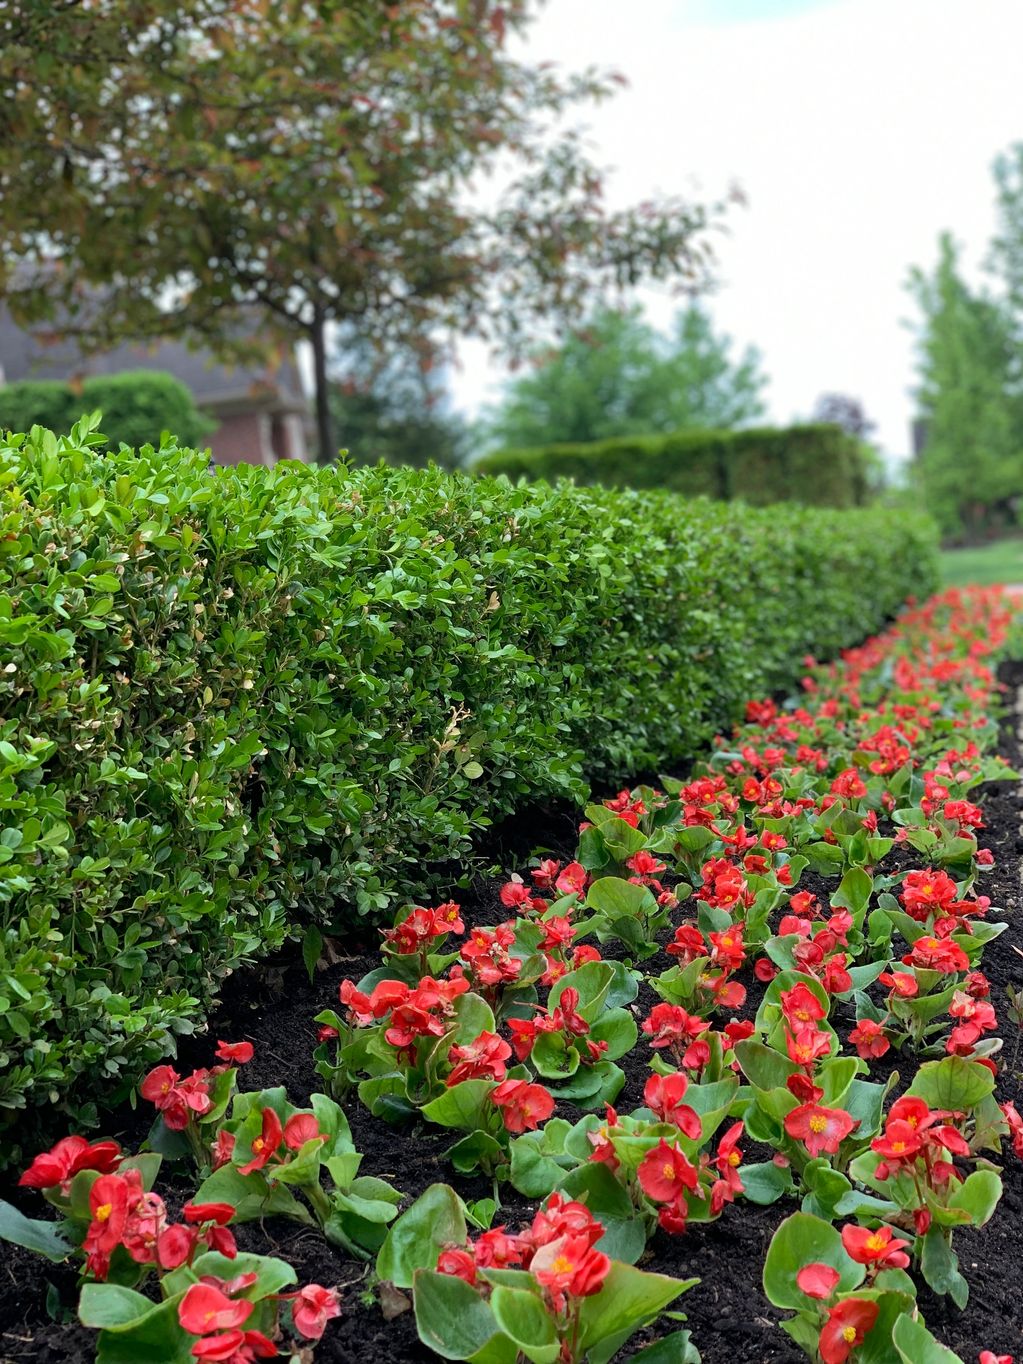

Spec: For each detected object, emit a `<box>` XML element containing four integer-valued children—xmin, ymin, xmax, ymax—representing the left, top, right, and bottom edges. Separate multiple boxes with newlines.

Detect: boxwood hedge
<box><xmin>0</xmin><ymin>422</ymin><xmax>938</xmax><ymax>1146</ymax></box>
<box><xmin>475</xmin><ymin>423</ymin><xmax>870</xmax><ymax>508</ymax></box>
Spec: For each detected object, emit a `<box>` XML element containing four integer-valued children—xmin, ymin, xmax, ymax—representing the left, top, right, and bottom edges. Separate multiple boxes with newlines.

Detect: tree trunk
<box><xmin>310</xmin><ymin>307</ymin><xmax>336</xmax><ymax>464</ymax></box>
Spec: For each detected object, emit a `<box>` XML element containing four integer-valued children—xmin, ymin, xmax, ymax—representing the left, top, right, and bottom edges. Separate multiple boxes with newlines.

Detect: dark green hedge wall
<box><xmin>475</xmin><ymin>423</ymin><xmax>870</xmax><ymax>508</ymax></box>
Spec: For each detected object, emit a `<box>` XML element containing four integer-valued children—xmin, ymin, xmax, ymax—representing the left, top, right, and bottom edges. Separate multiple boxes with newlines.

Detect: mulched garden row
<box><xmin>3</xmin><ymin>662</ymin><xmax>1022</xmax><ymax>1364</ymax></box>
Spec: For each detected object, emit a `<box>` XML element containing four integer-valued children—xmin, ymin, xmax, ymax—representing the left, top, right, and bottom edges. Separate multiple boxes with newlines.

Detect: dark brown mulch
<box><xmin>4</xmin><ymin>665</ymin><xmax>1023</xmax><ymax>1364</ymax></box>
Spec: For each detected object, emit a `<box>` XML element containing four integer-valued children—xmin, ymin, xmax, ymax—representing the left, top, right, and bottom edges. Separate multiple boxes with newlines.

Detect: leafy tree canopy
<box><xmin>486</xmin><ymin>302</ymin><xmax>767</xmax><ymax>448</ymax></box>
<box><xmin>811</xmin><ymin>393</ymin><xmax>876</xmax><ymax>441</ymax></box>
<box><xmin>329</xmin><ymin>331</ymin><xmax>469</xmax><ymax>470</ymax></box>
<box><xmin>0</xmin><ymin>1</ymin><xmax>727</xmax><ymax>461</ymax></box>
<box><xmin>908</xmin><ymin>232</ymin><xmax>1023</xmax><ymax>538</ymax></box>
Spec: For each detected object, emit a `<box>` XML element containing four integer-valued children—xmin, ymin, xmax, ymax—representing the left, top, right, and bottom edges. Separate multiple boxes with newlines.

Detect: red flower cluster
<box><xmin>140</xmin><ymin>1043</ymin><xmax>252</xmax><ymax>1131</ymax></box>
<box><xmin>83</xmin><ymin>1168</ymin><xmax>237</xmax><ymax>1280</ymax></box>
<box><xmin>19</xmin><ymin>1136</ymin><xmax>122</xmax><ymax>1193</ymax></box>
<box><xmin>870</xmin><ymin>1096</ymin><xmax>971</xmax><ymax>1231</ymax></box>
<box><xmin>636</xmin><ymin>1138</ymin><xmax>699</xmax><ymax>1232</ymax></box>
<box><xmin>338</xmin><ymin>974</ymin><xmax>469</xmax><ymax>1062</ymax></box>
<box><xmin>447</xmin><ymin>1030</ymin><xmax>511</xmax><ymax>1086</ymax></box>
<box><xmin>490</xmin><ymin>1078</ymin><xmax>555</xmax><ymax>1133</ymax></box>
<box><xmin>507</xmin><ymin>987</ymin><xmax>606</xmax><ymax>1065</ymax></box>
<box><xmin>178</xmin><ymin>1275</ymin><xmax>340</xmax><ymax>1359</ymax></box>
<box><xmin>438</xmin><ymin>1193</ymin><xmax>610</xmax><ymax>1314</ymax></box>
<box><xmin>382</xmin><ymin>902</ymin><xmax>464</xmax><ymax>957</ymax></box>
<box><xmin>697</xmin><ymin>857</ymin><xmax>753</xmax><ymax>912</ymax></box>
<box><xmin>458</xmin><ymin>923</ymin><xmax>523</xmax><ymax>991</ymax></box>
<box><xmin>178</xmin><ymin>1280</ymin><xmax>275</xmax><ymax>1362</ymax></box>
<box><xmin>236</xmin><ymin>1107</ymin><xmax>325</xmax><ymax>1175</ymax></box>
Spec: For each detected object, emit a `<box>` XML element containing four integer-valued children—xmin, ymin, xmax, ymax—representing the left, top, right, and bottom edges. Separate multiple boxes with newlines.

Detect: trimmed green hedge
<box><xmin>0</xmin><ymin>424</ymin><xmax>937</xmax><ymax>1146</ymax></box>
<box><xmin>0</xmin><ymin>371</ymin><xmax>214</xmax><ymax>452</ymax></box>
<box><xmin>475</xmin><ymin>423</ymin><xmax>870</xmax><ymax>508</ymax></box>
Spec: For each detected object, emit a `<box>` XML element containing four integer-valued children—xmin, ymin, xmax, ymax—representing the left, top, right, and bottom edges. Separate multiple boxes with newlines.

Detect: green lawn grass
<box><xmin>940</xmin><ymin>538</ymin><xmax>1023</xmax><ymax>588</ymax></box>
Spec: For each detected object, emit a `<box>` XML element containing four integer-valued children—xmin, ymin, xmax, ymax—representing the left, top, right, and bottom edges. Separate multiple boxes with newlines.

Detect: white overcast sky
<box><xmin>451</xmin><ymin>0</ymin><xmax>1023</xmax><ymax>465</ymax></box>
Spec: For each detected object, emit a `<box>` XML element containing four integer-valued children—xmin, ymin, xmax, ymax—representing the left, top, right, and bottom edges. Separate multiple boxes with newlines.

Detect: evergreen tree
<box><xmin>488</xmin><ymin>303</ymin><xmax>766</xmax><ymax>448</ymax></box>
<box><xmin>908</xmin><ymin>233</ymin><xmax>1023</xmax><ymax>537</ymax></box>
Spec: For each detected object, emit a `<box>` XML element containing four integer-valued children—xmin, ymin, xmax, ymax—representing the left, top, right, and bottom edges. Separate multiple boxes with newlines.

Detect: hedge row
<box><xmin>0</xmin><ymin>371</ymin><xmax>214</xmax><ymax>452</ymax></box>
<box><xmin>475</xmin><ymin>422</ymin><xmax>871</xmax><ymax>508</ymax></box>
<box><xmin>0</xmin><ymin>424</ymin><xmax>938</xmax><ymax>1146</ymax></box>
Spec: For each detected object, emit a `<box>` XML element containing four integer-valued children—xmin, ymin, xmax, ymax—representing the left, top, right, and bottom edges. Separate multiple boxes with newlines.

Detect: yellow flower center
<box><xmin>253</xmin><ymin>1138</ymin><xmax>265</xmax><ymax>1153</ymax></box>
<box><xmin>892</xmin><ymin>1140</ymin><xmax>906</xmax><ymax>1152</ymax></box>
<box><xmin>552</xmin><ymin>1255</ymin><xmax>574</xmax><ymax>1275</ymax></box>
<box><xmin>663</xmin><ymin>1161</ymin><xmax>675</xmax><ymax>1179</ymax></box>
<box><xmin>866</xmin><ymin>1234</ymin><xmax>886</xmax><ymax>1253</ymax></box>
<box><xmin>842</xmin><ymin>1326</ymin><xmax>858</xmax><ymax>1343</ymax></box>
<box><xmin>809</xmin><ymin>1115</ymin><xmax>828</xmax><ymax>1133</ymax></box>
<box><xmin>728</xmin><ymin>1151</ymin><xmax>741</xmax><ymax>1167</ymax></box>
<box><xmin>95</xmin><ymin>1203</ymin><xmax>113</xmax><ymax>1222</ymax></box>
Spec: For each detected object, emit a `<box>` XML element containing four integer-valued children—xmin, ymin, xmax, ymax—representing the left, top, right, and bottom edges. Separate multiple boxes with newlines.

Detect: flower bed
<box><xmin>0</xmin><ymin>428</ymin><xmax>936</xmax><ymax>1149</ymax></box>
<box><xmin>2</xmin><ymin>586</ymin><xmax>1022</xmax><ymax>1364</ymax></box>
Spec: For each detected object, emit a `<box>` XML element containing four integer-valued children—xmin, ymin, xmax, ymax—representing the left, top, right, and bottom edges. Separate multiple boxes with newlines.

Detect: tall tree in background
<box><xmin>908</xmin><ymin>233</ymin><xmax>1023</xmax><ymax>537</ymax></box>
<box><xmin>0</xmin><ymin>1</ymin><xmax>726</xmax><ymax>463</ymax></box>
<box><xmin>329</xmin><ymin>330</ymin><xmax>469</xmax><ymax>470</ymax></box>
<box><xmin>488</xmin><ymin>302</ymin><xmax>766</xmax><ymax>448</ymax></box>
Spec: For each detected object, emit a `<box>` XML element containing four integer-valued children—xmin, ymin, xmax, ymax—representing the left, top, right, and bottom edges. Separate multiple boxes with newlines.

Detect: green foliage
<box><xmin>0</xmin><ymin>372</ymin><xmax>213</xmax><ymax>452</ymax></box>
<box><xmin>328</xmin><ymin>329</ymin><xmax>470</xmax><ymax>470</ymax></box>
<box><xmin>486</xmin><ymin>304</ymin><xmax>766</xmax><ymax>448</ymax></box>
<box><xmin>476</xmin><ymin>422</ymin><xmax>871</xmax><ymax>509</ymax></box>
<box><xmin>0</xmin><ymin>2</ymin><xmax>725</xmax><ymax>463</ymax></box>
<box><xmin>908</xmin><ymin>233</ymin><xmax>1023</xmax><ymax>538</ymax></box>
<box><xmin>330</xmin><ymin>384</ymin><xmax>469</xmax><ymax>471</ymax></box>
<box><xmin>0</xmin><ymin>424</ymin><xmax>937</xmax><ymax>1149</ymax></box>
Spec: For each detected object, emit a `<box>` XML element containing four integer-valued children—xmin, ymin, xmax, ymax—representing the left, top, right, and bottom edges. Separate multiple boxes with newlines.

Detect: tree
<box><xmin>329</xmin><ymin>332</ymin><xmax>469</xmax><ymax>470</ymax></box>
<box><xmin>908</xmin><ymin>233</ymin><xmax>1023</xmax><ymax>537</ymax></box>
<box><xmin>487</xmin><ymin>302</ymin><xmax>767</xmax><ymax>448</ymax></box>
<box><xmin>811</xmin><ymin>394</ymin><xmax>885</xmax><ymax>495</ymax></box>
<box><xmin>0</xmin><ymin>2</ymin><xmax>726</xmax><ymax>463</ymax></box>
<box><xmin>811</xmin><ymin>394</ymin><xmax>876</xmax><ymax>441</ymax></box>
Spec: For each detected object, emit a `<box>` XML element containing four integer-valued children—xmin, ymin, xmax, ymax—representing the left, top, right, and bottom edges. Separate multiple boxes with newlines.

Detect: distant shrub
<box><xmin>0</xmin><ymin>370</ymin><xmax>214</xmax><ymax>450</ymax></box>
<box><xmin>0</xmin><ymin>423</ymin><xmax>937</xmax><ymax>1151</ymax></box>
<box><xmin>475</xmin><ymin>423</ymin><xmax>871</xmax><ymax>508</ymax></box>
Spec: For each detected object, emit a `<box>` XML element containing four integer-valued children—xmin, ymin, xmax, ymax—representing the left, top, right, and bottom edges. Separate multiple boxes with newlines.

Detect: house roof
<box><xmin>0</xmin><ymin>307</ymin><xmax>308</xmax><ymax>415</ymax></box>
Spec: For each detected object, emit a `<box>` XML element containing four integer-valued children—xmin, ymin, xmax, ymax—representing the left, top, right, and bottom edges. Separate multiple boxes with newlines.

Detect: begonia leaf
<box><xmin>576</xmin><ymin>1262</ymin><xmax>696</xmax><ymax>1364</ymax></box>
<box><xmin>412</xmin><ymin>1268</ymin><xmax>508</xmax><ymax>1361</ymax></box>
<box><xmin>763</xmin><ymin>1212</ymin><xmax>864</xmax><ymax>1310</ymax></box>
<box><xmin>489</xmin><ymin>1286</ymin><xmax>560</xmax><ymax>1364</ymax></box>
<box><xmin>377</xmin><ymin>1184</ymin><xmax>467</xmax><ymax>1289</ymax></box>
<box><xmin>905</xmin><ymin>1057</ymin><xmax>994</xmax><ymax>1111</ymax></box>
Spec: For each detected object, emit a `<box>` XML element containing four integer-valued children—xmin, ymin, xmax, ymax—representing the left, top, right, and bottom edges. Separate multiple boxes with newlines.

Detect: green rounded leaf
<box><xmin>377</xmin><ymin>1183</ymin><xmax>467</xmax><ymax>1289</ymax></box>
<box><xmin>0</xmin><ymin>1198</ymin><xmax>72</xmax><ymax>1261</ymax></box>
<box><xmin>905</xmin><ymin>1056</ymin><xmax>994</xmax><ymax>1111</ymax></box>
<box><xmin>892</xmin><ymin>1312</ymin><xmax>967</xmax><ymax>1363</ymax></box>
<box><xmin>576</xmin><ymin>1262</ymin><xmax>696</xmax><ymax>1364</ymax></box>
<box><xmin>412</xmin><ymin>1268</ymin><xmax>508</xmax><ymax>1361</ymax></box>
<box><xmin>490</xmin><ymin>1285</ymin><xmax>559</xmax><ymax>1364</ymax></box>
<box><xmin>763</xmin><ymin>1212</ymin><xmax>864</xmax><ymax>1310</ymax></box>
